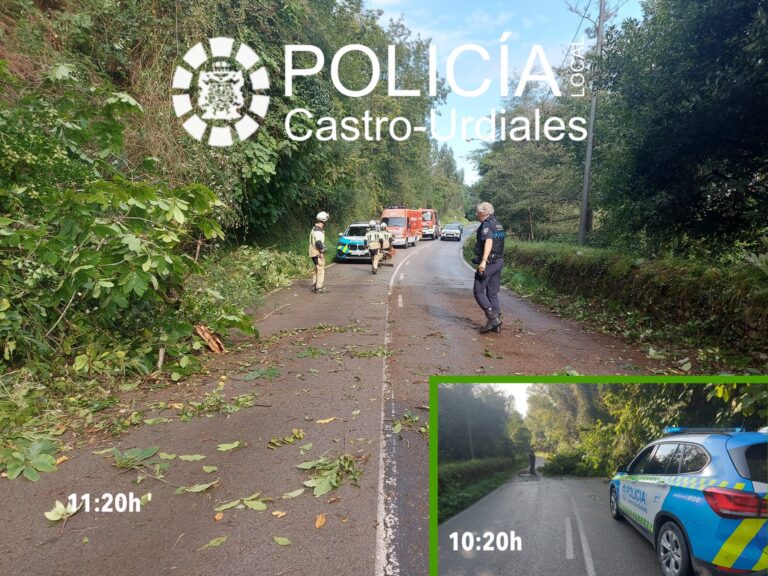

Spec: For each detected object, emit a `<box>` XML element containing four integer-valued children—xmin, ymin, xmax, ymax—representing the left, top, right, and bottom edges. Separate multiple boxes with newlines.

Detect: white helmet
<box><xmin>369</xmin><ymin>220</ymin><xmax>376</xmax><ymax>228</ymax></box>
<box><xmin>380</xmin><ymin>222</ymin><xmax>387</xmax><ymax>229</ymax></box>
<box><xmin>316</xmin><ymin>211</ymin><xmax>329</xmax><ymax>222</ymax></box>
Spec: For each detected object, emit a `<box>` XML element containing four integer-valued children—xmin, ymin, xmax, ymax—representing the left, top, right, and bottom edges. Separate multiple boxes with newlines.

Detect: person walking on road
<box><xmin>365</xmin><ymin>220</ymin><xmax>382</xmax><ymax>274</ymax></box>
<box><xmin>379</xmin><ymin>223</ymin><xmax>392</xmax><ymax>266</ymax></box>
<box><xmin>309</xmin><ymin>211</ymin><xmax>329</xmax><ymax>293</ymax></box>
<box><xmin>473</xmin><ymin>201</ymin><xmax>505</xmax><ymax>333</ymax></box>
<box><xmin>529</xmin><ymin>448</ymin><xmax>536</xmax><ymax>475</ymax></box>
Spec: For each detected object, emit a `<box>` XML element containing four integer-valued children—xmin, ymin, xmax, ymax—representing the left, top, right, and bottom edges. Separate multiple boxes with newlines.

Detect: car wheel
<box><xmin>609</xmin><ymin>487</ymin><xmax>623</xmax><ymax>520</ymax></box>
<box><xmin>656</xmin><ymin>521</ymin><xmax>692</xmax><ymax>576</ymax></box>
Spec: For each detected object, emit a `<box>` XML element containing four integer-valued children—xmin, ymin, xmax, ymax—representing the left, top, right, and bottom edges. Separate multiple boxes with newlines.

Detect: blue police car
<box><xmin>336</xmin><ymin>222</ymin><xmax>372</xmax><ymax>262</ymax></box>
<box><xmin>610</xmin><ymin>427</ymin><xmax>767</xmax><ymax>576</ymax></box>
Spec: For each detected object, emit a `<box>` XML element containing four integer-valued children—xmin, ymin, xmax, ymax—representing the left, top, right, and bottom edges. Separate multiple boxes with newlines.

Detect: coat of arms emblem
<box><xmin>172</xmin><ymin>38</ymin><xmax>270</xmax><ymax>147</ymax></box>
<box><xmin>198</xmin><ymin>61</ymin><xmax>245</xmax><ymax>121</ymax></box>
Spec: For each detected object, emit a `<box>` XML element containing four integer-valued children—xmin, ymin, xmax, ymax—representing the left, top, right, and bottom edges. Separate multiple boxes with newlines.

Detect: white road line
<box><xmin>397</xmin><ymin>295</ymin><xmax>403</xmax><ymax>308</ymax></box>
<box><xmin>405</xmin><ymin>260</ymin><xmax>411</xmax><ymax>266</ymax></box>
<box><xmin>565</xmin><ymin>517</ymin><xmax>574</xmax><ymax>559</ymax></box>
<box><xmin>388</xmin><ymin>243</ymin><xmax>430</xmax><ymax>295</ymax></box>
<box><xmin>375</xmin><ymin>241</ymin><xmax>430</xmax><ymax>576</ymax></box>
<box><xmin>400</xmin><ymin>273</ymin><xmax>405</xmax><ymax>281</ymax></box>
<box><xmin>570</xmin><ymin>493</ymin><xmax>597</xmax><ymax>576</ymax></box>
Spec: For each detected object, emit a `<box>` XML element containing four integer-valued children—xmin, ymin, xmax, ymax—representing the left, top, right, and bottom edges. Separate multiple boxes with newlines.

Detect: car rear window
<box><xmin>679</xmin><ymin>444</ymin><xmax>709</xmax><ymax>473</ymax></box>
<box><xmin>644</xmin><ymin>443</ymin><xmax>680</xmax><ymax>475</ymax></box>
<box><xmin>745</xmin><ymin>443</ymin><xmax>767</xmax><ymax>481</ymax></box>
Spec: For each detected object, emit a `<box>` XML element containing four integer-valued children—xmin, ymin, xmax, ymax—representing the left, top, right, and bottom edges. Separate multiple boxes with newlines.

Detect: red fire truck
<box><xmin>420</xmin><ymin>208</ymin><xmax>440</xmax><ymax>239</ymax></box>
<box><xmin>381</xmin><ymin>206</ymin><xmax>422</xmax><ymax>248</ymax></box>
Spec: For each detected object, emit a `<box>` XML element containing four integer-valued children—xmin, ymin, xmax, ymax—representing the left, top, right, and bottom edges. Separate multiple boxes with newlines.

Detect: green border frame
<box><xmin>427</xmin><ymin>375</ymin><xmax>768</xmax><ymax>576</ymax></box>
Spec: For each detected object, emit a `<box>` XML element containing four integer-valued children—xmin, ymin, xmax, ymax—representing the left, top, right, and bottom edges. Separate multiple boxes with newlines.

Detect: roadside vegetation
<box><xmin>526</xmin><ymin>383</ymin><xmax>767</xmax><ymax>478</ymax></box>
<box><xmin>437</xmin><ymin>385</ymin><xmax>530</xmax><ymax>521</ymax></box>
<box><xmin>467</xmin><ymin>1</ymin><xmax>767</xmax><ymax>368</ymax></box>
<box><xmin>0</xmin><ymin>0</ymin><xmax>468</xmax><ymax>479</ymax></box>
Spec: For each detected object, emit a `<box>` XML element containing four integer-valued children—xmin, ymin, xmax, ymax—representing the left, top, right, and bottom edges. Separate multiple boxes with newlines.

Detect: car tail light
<box><xmin>703</xmin><ymin>487</ymin><xmax>768</xmax><ymax>518</ymax></box>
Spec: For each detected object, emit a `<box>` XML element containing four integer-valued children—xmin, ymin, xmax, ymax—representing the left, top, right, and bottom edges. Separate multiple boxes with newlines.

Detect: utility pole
<box><xmin>578</xmin><ymin>0</ymin><xmax>606</xmax><ymax>246</ymax></box>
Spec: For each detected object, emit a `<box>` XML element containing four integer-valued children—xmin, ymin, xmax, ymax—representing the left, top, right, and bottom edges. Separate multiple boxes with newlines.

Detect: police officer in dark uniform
<box><xmin>473</xmin><ymin>201</ymin><xmax>505</xmax><ymax>333</ymax></box>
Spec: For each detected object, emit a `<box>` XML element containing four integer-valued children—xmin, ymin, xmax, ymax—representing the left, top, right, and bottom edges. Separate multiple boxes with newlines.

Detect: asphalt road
<box><xmin>438</xmin><ymin>463</ymin><xmax>660</xmax><ymax>576</ymax></box>
<box><xmin>381</xmin><ymin>232</ymin><xmax>662</xmax><ymax>576</ymax></box>
<box><xmin>1</xmin><ymin>232</ymin><xmax>663</xmax><ymax>576</ymax></box>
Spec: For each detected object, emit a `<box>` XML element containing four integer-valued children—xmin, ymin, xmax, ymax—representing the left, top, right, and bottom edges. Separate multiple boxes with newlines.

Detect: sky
<box><xmin>364</xmin><ymin>0</ymin><xmax>644</xmax><ymax>185</ymax></box>
<box><xmin>500</xmin><ymin>383</ymin><xmax>530</xmax><ymax>416</ymax></box>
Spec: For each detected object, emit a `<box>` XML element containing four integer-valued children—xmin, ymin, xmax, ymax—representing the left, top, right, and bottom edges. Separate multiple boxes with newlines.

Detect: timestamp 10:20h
<box><xmin>448</xmin><ymin>531</ymin><xmax>522</xmax><ymax>553</ymax></box>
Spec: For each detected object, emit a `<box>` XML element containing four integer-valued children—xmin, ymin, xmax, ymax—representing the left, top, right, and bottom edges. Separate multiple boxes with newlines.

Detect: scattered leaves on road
<box><xmin>240</xmin><ymin>366</ymin><xmax>280</xmax><ymax>380</ymax></box>
<box><xmin>44</xmin><ymin>500</ymin><xmax>82</xmax><ymax>523</ymax></box>
<box><xmin>198</xmin><ymin>536</ymin><xmax>227</xmax><ymax>551</ymax></box>
<box><xmin>178</xmin><ymin>454</ymin><xmax>206</xmax><ymax>462</ymax></box>
<box><xmin>273</xmin><ymin>536</ymin><xmax>291</xmax><ymax>546</ymax></box>
<box><xmin>483</xmin><ymin>348</ymin><xmax>503</xmax><ymax>359</ymax></box>
<box><xmin>203</xmin><ymin>465</ymin><xmax>218</xmax><ymax>473</ymax></box>
<box><xmin>175</xmin><ymin>479</ymin><xmax>219</xmax><ymax>494</ymax></box>
<box><xmin>217</xmin><ymin>441</ymin><xmax>245</xmax><ymax>452</ymax></box>
<box><xmin>281</xmin><ymin>488</ymin><xmax>305</xmax><ymax>499</ymax></box>
<box><xmin>297</xmin><ymin>454</ymin><xmax>363</xmax><ymax>497</ymax></box>
<box><xmin>315</xmin><ymin>514</ymin><xmax>326</xmax><ymax>529</ymax></box>
<box><xmin>315</xmin><ymin>417</ymin><xmax>338</xmax><ymax>424</ymax></box>
<box><xmin>268</xmin><ymin>429</ymin><xmax>305</xmax><ymax>449</ymax></box>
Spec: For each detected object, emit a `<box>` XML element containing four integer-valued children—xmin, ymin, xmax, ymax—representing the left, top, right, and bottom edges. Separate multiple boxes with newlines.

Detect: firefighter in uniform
<box><xmin>365</xmin><ymin>220</ymin><xmax>382</xmax><ymax>274</ymax></box>
<box><xmin>473</xmin><ymin>202</ymin><xmax>505</xmax><ymax>333</ymax></box>
<box><xmin>379</xmin><ymin>223</ymin><xmax>392</xmax><ymax>265</ymax></box>
<box><xmin>309</xmin><ymin>211</ymin><xmax>329</xmax><ymax>293</ymax></box>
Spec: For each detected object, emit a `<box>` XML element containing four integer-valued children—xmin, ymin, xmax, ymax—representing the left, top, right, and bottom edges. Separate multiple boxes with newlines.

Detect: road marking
<box><xmin>388</xmin><ymin>243</ymin><xmax>429</xmax><ymax>295</ymax></box>
<box><xmin>376</xmin><ymin>242</ymin><xmax>429</xmax><ymax>576</ymax></box>
<box><xmin>398</xmin><ymin>295</ymin><xmax>403</xmax><ymax>308</ymax></box>
<box><xmin>570</xmin><ymin>492</ymin><xmax>597</xmax><ymax>576</ymax></box>
<box><xmin>406</xmin><ymin>260</ymin><xmax>411</xmax><ymax>266</ymax></box>
<box><xmin>565</xmin><ymin>517</ymin><xmax>574</xmax><ymax>559</ymax></box>
<box><xmin>400</xmin><ymin>273</ymin><xmax>405</xmax><ymax>281</ymax></box>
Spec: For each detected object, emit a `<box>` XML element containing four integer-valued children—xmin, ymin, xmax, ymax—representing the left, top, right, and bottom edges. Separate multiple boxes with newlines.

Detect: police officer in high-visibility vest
<box><xmin>365</xmin><ymin>220</ymin><xmax>382</xmax><ymax>274</ymax></box>
<box><xmin>473</xmin><ymin>202</ymin><xmax>505</xmax><ymax>333</ymax></box>
<box><xmin>309</xmin><ymin>211</ymin><xmax>329</xmax><ymax>293</ymax></box>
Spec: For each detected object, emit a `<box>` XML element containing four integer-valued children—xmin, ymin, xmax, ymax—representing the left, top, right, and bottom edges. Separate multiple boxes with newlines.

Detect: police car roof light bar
<box><xmin>663</xmin><ymin>426</ymin><xmax>745</xmax><ymax>435</ymax></box>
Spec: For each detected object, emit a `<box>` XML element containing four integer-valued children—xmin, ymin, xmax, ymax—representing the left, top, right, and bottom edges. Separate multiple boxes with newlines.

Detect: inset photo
<box><xmin>430</xmin><ymin>378</ymin><xmax>768</xmax><ymax>576</ymax></box>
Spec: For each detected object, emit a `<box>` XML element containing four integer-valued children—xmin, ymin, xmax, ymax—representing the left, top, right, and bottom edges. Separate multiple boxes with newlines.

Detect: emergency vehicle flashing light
<box><xmin>663</xmin><ymin>426</ymin><xmax>746</xmax><ymax>435</ymax></box>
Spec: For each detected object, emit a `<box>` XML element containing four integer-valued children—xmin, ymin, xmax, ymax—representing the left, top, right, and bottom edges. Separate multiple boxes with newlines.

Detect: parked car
<box><xmin>610</xmin><ymin>427</ymin><xmax>767</xmax><ymax>576</ymax></box>
<box><xmin>335</xmin><ymin>222</ymin><xmax>372</xmax><ymax>262</ymax></box>
<box><xmin>440</xmin><ymin>223</ymin><xmax>462</xmax><ymax>241</ymax></box>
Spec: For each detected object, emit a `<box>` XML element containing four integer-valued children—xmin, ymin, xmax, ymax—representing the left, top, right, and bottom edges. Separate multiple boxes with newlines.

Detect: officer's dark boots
<box><xmin>479</xmin><ymin>308</ymin><xmax>502</xmax><ymax>333</ymax></box>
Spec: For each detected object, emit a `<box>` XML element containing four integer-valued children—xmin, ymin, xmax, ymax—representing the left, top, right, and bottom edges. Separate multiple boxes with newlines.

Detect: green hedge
<box><xmin>481</xmin><ymin>240</ymin><xmax>768</xmax><ymax>351</ymax></box>
<box><xmin>438</xmin><ymin>456</ymin><xmax>517</xmax><ymax>493</ymax></box>
<box><xmin>438</xmin><ymin>457</ymin><xmax>524</xmax><ymax>521</ymax></box>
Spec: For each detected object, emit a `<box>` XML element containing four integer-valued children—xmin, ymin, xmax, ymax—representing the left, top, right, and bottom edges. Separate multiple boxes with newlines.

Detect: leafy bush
<box><xmin>0</xmin><ymin>69</ymin><xmax>233</xmax><ymax>381</ymax></box>
<box><xmin>490</xmin><ymin>240</ymin><xmax>768</xmax><ymax>354</ymax></box>
<box><xmin>438</xmin><ymin>457</ymin><xmax>523</xmax><ymax>521</ymax></box>
<box><xmin>181</xmin><ymin>246</ymin><xmax>311</xmax><ymax>334</ymax></box>
<box><xmin>438</xmin><ymin>457</ymin><xmax>518</xmax><ymax>493</ymax></box>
